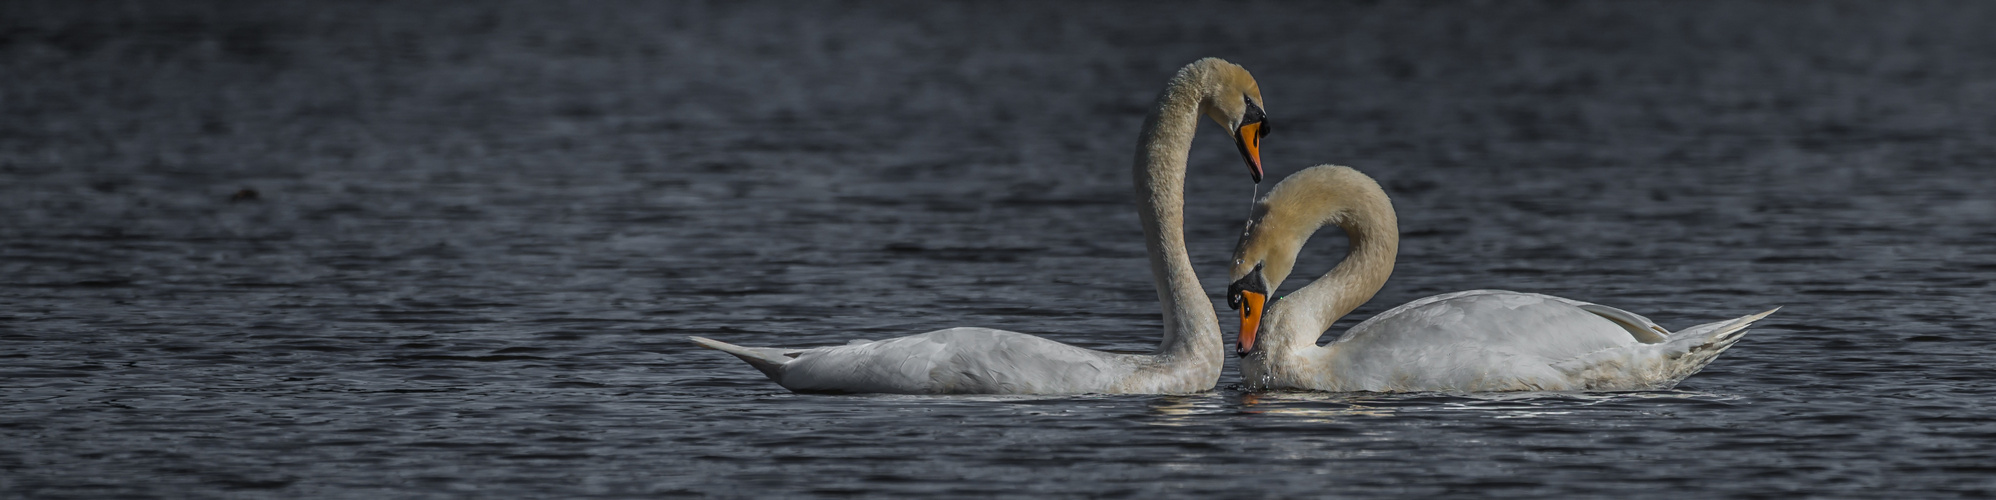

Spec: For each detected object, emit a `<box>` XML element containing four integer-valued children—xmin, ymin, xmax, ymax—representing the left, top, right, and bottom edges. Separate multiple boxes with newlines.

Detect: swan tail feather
<box><xmin>1553</xmin><ymin>307</ymin><xmax>1777</xmax><ymax>390</ymax></box>
<box><xmin>1654</xmin><ymin>307</ymin><xmax>1779</xmax><ymax>381</ymax></box>
<box><xmin>688</xmin><ymin>336</ymin><xmax>793</xmax><ymax>381</ymax></box>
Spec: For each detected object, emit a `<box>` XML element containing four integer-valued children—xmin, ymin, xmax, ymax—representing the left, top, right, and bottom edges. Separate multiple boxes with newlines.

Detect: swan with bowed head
<box><xmin>1226</xmin><ymin>165</ymin><xmax>1777</xmax><ymax>393</ymax></box>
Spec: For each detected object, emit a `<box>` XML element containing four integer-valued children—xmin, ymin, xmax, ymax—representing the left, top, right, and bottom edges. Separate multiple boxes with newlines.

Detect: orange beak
<box><xmin>1234</xmin><ymin>121</ymin><xmax>1264</xmax><ymax>183</ymax></box>
<box><xmin>1236</xmin><ymin>290</ymin><xmax>1266</xmax><ymax>357</ymax></box>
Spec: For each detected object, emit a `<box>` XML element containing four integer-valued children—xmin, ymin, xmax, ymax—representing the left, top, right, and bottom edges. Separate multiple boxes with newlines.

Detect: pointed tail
<box><xmin>689</xmin><ymin>336</ymin><xmax>794</xmax><ymax>381</ymax></box>
<box><xmin>1657</xmin><ymin>307</ymin><xmax>1780</xmax><ymax>380</ymax></box>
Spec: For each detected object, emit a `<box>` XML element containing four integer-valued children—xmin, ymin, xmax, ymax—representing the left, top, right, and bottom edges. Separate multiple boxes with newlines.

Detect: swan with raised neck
<box><xmin>691</xmin><ymin>57</ymin><xmax>1269</xmax><ymax>394</ymax></box>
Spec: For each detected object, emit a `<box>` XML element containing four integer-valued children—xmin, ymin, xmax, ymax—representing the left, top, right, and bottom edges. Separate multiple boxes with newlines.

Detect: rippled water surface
<box><xmin>6</xmin><ymin>1</ymin><xmax>1996</xmax><ymax>497</ymax></box>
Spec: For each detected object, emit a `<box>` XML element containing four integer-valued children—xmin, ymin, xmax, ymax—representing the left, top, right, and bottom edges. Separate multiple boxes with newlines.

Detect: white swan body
<box><xmin>1227</xmin><ymin>165</ymin><xmax>1776</xmax><ymax>393</ymax></box>
<box><xmin>1259</xmin><ymin>289</ymin><xmax>1775</xmax><ymax>392</ymax></box>
<box><xmin>692</xmin><ymin>58</ymin><xmax>1271</xmax><ymax>394</ymax></box>
<box><xmin>695</xmin><ymin>328</ymin><xmax>1166</xmax><ymax>394</ymax></box>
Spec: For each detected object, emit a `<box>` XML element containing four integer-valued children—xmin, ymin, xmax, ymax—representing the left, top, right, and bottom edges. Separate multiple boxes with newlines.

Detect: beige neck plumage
<box><xmin>1132</xmin><ymin>62</ymin><xmax>1225</xmax><ymax>366</ymax></box>
<box><xmin>1263</xmin><ymin>168</ymin><xmax>1400</xmax><ymax>355</ymax></box>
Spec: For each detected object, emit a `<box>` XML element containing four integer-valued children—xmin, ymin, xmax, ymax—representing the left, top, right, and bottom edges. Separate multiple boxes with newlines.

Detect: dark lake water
<box><xmin>6</xmin><ymin>1</ymin><xmax>1996</xmax><ymax>497</ymax></box>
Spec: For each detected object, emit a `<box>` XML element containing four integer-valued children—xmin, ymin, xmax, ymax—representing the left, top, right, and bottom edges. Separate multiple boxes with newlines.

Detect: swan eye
<box><xmin>1226</xmin><ymin>263</ymin><xmax>1265</xmax><ymax>311</ymax></box>
<box><xmin>1241</xmin><ymin>96</ymin><xmax>1266</xmax><ymax>128</ymax></box>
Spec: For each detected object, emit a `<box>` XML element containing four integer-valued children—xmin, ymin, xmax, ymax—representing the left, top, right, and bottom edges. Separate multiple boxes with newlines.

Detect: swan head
<box><xmin>1188</xmin><ymin>58</ymin><xmax>1271</xmax><ymax>182</ymax></box>
<box><xmin>1226</xmin><ymin>262</ymin><xmax>1274</xmax><ymax>357</ymax></box>
<box><xmin>1227</xmin><ymin>199</ymin><xmax>1303</xmax><ymax>358</ymax></box>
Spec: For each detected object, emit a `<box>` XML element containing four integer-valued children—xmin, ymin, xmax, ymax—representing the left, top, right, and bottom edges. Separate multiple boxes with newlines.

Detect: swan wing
<box><xmin>1336</xmin><ymin>290</ymin><xmax>1635</xmax><ymax>357</ymax></box>
<box><xmin>1313</xmin><ymin>291</ymin><xmax>1642</xmax><ymax>391</ymax></box>
<box><xmin>775</xmin><ymin>328</ymin><xmax>1141</xmax><ymax>395</ymax></box>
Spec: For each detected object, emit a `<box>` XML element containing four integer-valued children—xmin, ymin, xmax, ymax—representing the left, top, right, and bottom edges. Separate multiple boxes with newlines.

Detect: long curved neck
<box><xmin>1267</xmin><ymin>185</ymin><xmax>1398</xmax><ymax>354</ymax></box>
<box><xmin>1134</xmin><ymin>67</ymin><xmax>1221</xmax><ymax>362</ymax></box>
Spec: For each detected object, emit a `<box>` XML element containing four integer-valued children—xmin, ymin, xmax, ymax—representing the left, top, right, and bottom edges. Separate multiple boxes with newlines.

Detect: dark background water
<box><xmin>5</xmin><ymin>1</ymin><xmax>1995</xmax><ymax>497</ymax></box>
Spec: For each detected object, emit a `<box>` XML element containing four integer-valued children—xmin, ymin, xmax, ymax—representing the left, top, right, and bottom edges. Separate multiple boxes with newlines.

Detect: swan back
<box><xmin>779</xmin><ymin>328</ymin><xmax>1143</xmax><ymax>394</ymax></box>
